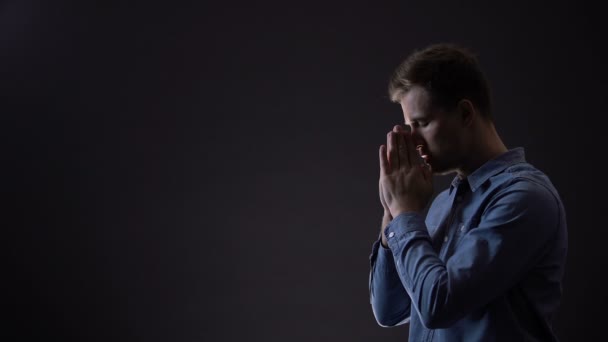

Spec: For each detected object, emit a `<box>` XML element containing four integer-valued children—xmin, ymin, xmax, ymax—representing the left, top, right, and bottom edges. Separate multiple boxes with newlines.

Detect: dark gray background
<box><xmin>2</xmin><ymin>1</ymin><xmax>605</xmax><ymax>341</ymax></box>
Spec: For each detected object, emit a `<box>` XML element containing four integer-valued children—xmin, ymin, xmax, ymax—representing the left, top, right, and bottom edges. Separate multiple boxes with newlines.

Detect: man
<box><xmin>368</xmin><ymin>44</ymin><xmax>568</xmax><ymax>341</ymax></box>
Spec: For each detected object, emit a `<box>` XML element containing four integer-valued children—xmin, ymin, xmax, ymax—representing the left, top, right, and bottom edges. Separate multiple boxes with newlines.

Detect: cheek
<box><xmin>421</xmin><ymin>130</ymin><xmax>440</xmax><ymax>149</ymax></box>
<box><xmin>426</xmin><ymin>132</ymin><xmax>451</xmax><ymax>156</ymax></box>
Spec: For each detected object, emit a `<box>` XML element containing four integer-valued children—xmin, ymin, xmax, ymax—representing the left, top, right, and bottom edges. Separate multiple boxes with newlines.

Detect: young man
<box><xmin>369</xmin><ymin>44</ymin><xmax>568</xmax><ymax>341</ymax></box>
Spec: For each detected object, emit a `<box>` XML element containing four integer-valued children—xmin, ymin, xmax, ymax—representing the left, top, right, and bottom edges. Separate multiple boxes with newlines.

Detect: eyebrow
<box><xmin>405</xmin><ymin>114</ymin><xmax>427</xmax><ymax>125</ymax></box>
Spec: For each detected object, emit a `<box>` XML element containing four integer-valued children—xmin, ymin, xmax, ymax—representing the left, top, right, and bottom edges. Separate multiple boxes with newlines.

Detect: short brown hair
<box><xmin>388</xmin><ymin>43</ymin><xmax>492</xmax><ymax>119</ymax></box>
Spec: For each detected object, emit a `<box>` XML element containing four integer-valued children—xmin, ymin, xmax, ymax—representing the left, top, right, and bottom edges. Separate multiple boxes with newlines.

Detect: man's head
<box><xmin>388</xmin><ymin>43</ymin><xmax>492</xmax><ymax>118</ymax></box>
<box><xmin>388</xmin><ymin>44</ymin><xmax>495</xmax><ymax>175</ymax></box>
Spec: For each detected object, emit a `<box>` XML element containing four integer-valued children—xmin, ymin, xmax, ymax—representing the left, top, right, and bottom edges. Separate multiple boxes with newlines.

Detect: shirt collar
<box><xmin>449</xmin><ymin>147</ymin><xmax>527</xmax><ymax>193</ymax></box>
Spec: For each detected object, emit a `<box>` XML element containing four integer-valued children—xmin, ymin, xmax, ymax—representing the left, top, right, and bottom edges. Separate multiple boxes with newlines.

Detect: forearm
<box><xmin>385</xmin><ymin>212</ymin><xmax>464</xmax><ymax>328</ymax></box>
<box><xmin>369</xmin><ymin>244</ymin><xmax>411</xmax><ymax>326</ymax></box>
<box><xmin>369</xmin><ymin>211</ymin><xmax>410</xmax><ymax>327</ymax></box>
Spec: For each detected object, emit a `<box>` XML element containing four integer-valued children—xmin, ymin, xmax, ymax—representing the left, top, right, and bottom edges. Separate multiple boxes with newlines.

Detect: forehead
<box><xmin>399</xmin><ymin>86</ymin><xmax>432</xmax><ymax>122</ymax></box>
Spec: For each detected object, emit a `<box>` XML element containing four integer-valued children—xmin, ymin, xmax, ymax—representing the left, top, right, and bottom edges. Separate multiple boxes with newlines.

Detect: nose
<box><xmin>408</xmin><ymin>127</ymin><xmax>424</xmax><ymax>146</ymax></box>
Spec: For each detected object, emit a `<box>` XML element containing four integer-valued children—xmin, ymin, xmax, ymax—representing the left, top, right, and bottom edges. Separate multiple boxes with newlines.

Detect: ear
<box><xmin>457</xmin><ymin>99</ymin><xmax>476</xmax><ymax>127</ymax></box>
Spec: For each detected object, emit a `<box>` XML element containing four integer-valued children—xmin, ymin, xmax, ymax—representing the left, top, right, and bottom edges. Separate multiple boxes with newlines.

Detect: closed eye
<box><xmin>411</xmin><ymin>120</ymin><xmax>429</xmax><ymax>128</ymax></box>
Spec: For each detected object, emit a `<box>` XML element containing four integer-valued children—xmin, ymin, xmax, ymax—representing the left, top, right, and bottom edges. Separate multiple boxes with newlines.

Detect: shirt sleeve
<box><xmin>369</xmin><ymin>234</ymin><xmax>412</xmax><ymax>327</ymax></box>
<box><xmin>384</xmin><ymin>178</ymin><xmax>562</xmax><ymax>329</ymax></box>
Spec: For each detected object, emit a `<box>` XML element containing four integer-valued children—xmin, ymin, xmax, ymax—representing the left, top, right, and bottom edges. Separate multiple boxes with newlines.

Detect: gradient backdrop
<box><xmin>3</xmin><ymin>1</ymin><xmax>606</xmax><ymax>341</ymax></box>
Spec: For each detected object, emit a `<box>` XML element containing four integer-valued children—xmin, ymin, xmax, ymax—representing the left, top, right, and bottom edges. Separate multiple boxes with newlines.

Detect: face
<box><xmin>399</xmin><ymin>86</ymin><xmax>466</xmax><ymax>175</ymax></box>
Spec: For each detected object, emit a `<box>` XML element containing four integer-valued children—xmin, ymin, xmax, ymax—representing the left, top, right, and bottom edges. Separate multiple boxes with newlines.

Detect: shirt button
<box><xmin>388</xmin><ymin>232</ymin><xmax>395</xmax><ymax>238</ymax></box>
<box><xmin>444</xmin><ymin>235</ymin><xmax>448</xmax><ymax>242</ymax></box>
<box><xmin>460</xmin><ymin>225</ymin><xmax>465</xmax><ymax>232</ymax></box>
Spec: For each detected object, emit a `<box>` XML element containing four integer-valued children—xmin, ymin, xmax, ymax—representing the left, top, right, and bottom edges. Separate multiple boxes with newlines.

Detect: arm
<box><xmin>384</xmin><ymin>179</ymin><xmax>561</xmax><ymax>329</ymax></box>
<box><xmin>369</xmin><ymin>211</ymin><xmax>412</xmax><ymax>327</ymax></box>
<box><xmin>369</xmin><ymin>126</ymin><xmax>426</xmax><ymax>327</ymax></box>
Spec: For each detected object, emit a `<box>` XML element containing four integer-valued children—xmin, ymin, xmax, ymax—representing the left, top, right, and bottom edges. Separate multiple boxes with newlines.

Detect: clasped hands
<box><xmin>379</xmin><ymin>125</ymin><xmax>433</xmax><ymax>220</ymax></box>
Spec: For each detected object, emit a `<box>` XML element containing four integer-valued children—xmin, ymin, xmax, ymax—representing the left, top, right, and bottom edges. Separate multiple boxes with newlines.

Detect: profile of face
<box><xmin>399</xmin><ymin>86</ymin><xmax>467</xmax><ymax>175</ymax></box>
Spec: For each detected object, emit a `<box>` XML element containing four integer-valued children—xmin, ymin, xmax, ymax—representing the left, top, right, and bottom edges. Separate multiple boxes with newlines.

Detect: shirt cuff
<box><xmin>384</xmin><ymin>212</ymin><xmax>428</xmax><ymax>250</ymax></box>
<box><xmin>369</xmin><ymin>236</ymin><xmax>397</xmax><ymax>271</ymax></box>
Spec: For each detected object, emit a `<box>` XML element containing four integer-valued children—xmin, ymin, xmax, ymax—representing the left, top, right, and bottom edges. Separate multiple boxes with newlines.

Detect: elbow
<box><xmin>371</xmin><ymin>304</ymin><xmax>410</xmax><ymax>327</ymax></box>
<box><xmin>372</xmin><ymin>304</ymin><xmax>451</xmax><ymax>329</ymax></box>
<box><xmin>374</xmin><ymin>313</ymin><xmax>410</xmax><ymax>328</ymax></box>
<box><xmin>418</xmin><ymin>275</ymin><xmax>458</xmax><ymax>329</ymax></box>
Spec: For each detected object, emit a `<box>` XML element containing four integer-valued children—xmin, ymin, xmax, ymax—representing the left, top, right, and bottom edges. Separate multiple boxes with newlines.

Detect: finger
<box><xmin>403</xmin><ymin>124</ymin><xmax>412</xmax><ymax>133</ymax></box>
<box><xmin>394</xmin><ymin>124</ymin><xmax>408</xmax><ymax>165</ymax></box>
<box><xmin>387</xmin><ymin>132</ymin><xmax>399</xmax><ymax>169</ymax></box>
<box><xmin>379</xmin><ymin>180</ymin><xmax>388</xmax><ymax>209</ymax></box>
<box><xmin>379</xmin><ymin>145</ymin><xmax>390</xmax><ymax>174</ymax></box>
<box><xmin>397</xmin><ymin>130</ymin><xmax>410</xmax><ymax>170</ymax></box>
<box><xmin>406</xmin><ymin>132</ymin><xmax>421</xmax><ymax>170</ymax></box>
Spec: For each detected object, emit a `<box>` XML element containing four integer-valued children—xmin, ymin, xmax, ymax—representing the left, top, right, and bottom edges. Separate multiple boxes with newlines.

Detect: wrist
<box><xmin>380</xmin><ymin>212</ymin><xmax>392</xmax><ymax>248</ymax></box>
<box><xmin>382</xmin><ymin>212</ymin><xmax>392</xmax><ymax>227</ymax></box>
<box><xmin>390</xmin><ymin>206</ymin><xmax>422</xmax><ymax>218</ymax></box>
<box><xmin>381</xmin><ymin>234</ymin><xmax>389</xmax><ymax>248</ymax></box>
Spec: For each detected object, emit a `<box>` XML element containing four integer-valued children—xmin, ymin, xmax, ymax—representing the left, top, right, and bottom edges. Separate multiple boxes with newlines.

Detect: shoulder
<box><xmin>484</xmin><ymin>164</ymin><xmax>564</xmax><ymax>229</ymax></box>
<box><xmin>498</xmin><ymin>162</ymin><xmax>562</xmax><ymax>204</ymax></box>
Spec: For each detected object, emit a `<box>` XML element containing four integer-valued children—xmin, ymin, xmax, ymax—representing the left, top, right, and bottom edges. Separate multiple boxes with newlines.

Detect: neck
<box><xmin>457</xmin><ymin>121</ymin><xmax>507</xmax><ymax>178</ymax></box>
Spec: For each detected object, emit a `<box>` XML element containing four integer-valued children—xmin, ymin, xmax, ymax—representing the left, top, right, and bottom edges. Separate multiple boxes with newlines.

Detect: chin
<box><xmin>427</xmin><ymin>162</ymin><xmax>454</xmax><ymax>176</ymax></box>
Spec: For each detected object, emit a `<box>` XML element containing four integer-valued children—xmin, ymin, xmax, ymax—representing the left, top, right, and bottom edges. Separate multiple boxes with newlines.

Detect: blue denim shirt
<box><xmin>369</xmin><ymin>148</ymin><xmax>567</xmax><ymax>341</ymax></box>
